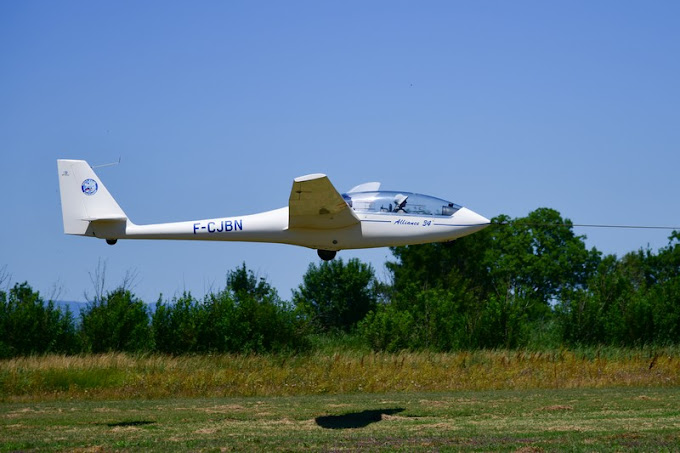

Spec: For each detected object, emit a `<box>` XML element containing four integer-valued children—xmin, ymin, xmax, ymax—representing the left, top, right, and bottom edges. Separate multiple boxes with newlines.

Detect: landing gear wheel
<box><xmin>317</xmin><ymin>249</ymin><xmax>337</xmax><ymax>261</ymax></box>
<box><xmin>106</xmin><ymin>239</ymin><xmax>118</xmax><ymax>245</ymax></box>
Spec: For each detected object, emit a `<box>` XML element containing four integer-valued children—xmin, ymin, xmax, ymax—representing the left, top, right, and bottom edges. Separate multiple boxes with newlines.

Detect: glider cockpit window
<box><xmin>343</xmin><ymin>191</ymin><xmax>461</xmax><ymax>217</ymax></box>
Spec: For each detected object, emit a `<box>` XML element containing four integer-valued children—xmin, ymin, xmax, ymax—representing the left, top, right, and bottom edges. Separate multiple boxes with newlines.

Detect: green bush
<box><xmin>0</xmin><ymin>283</ymin><xmax>78</xmax><ymax>358</ymax></box>
<box><xmin>80</xmin><ymin>288</ymin><xmax>152</xmax><ymax>353</ymax></box>
<box><xmin>557</xmin><ymin>232</ymin><xmax>680</xmax><ymax>346</ymax></box>
<box><xmin>360</xmin><ymin>284</ymin><xmax>477</xmax><ymax>351</ymax></box>
<box><xmin>152</xmin><ymin>292</ymin><xmax>203</xmax><ymax>354</ymax></box>
<box><xmin>293</xmin><ymin>258</ymin><xmax>378</xmax><ymax>333</ymax></box>
<box><xmin>153</xmin><ymin>264</ymin><xmax>308</xmax><ymax>354</ymax></box>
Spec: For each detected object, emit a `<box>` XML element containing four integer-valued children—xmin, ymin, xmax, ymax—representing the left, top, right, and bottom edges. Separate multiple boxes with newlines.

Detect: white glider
<box><xmin>57</xmin><ymin>159</ymin><xmax>490</xmax><ymax>260</ymax></box>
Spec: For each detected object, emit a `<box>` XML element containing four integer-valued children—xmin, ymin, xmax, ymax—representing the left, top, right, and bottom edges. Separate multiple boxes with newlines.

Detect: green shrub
<box><xmin>293</xmin><ymin>258</ymin><xmax>378</xmax><ymax>333</ymax></box>
<box><xmin>80</xmin><ymin>288</ymin><xmax>151</xmax><ymax>353</ymax></box>
<box><xmin>0</xmin><ymin>283</ymin><xmax>78</xmax><ymax>357</ymax></box>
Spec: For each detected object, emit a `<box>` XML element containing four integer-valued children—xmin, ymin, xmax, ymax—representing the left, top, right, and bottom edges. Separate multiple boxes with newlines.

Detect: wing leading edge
<box><xmin>288</xmin><ymin>174</ymin><xmax>360</xmax><ymax>229</ymax></box>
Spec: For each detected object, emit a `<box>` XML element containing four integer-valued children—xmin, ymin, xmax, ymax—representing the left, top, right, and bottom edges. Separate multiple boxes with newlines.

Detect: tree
<box><xmin>385</xmin><ymin>208</ymin><xmax>601</xmax><ymax>349</ymax></box>
<box><xmin>152</xmin><ymin>292</ymin><xmax>203</xmax><ymax>354</ymax></box>
<box><xmin>156</xmin><ymin>263</ymin><xmax>307</xmax><ymax>354</ymax></box>
<box><xmin>80</xmin><ymin>288</ymin><xmax>151</xmax><ymax>353</ymax></box>
<box><xmin>227</xmin><ymin>262</ymin><xmax>277</xmax><ymax>303</ymax></box>
<box><xmin>391</xmin><ymin>209</ymin><xmax>600</xmax><ymax>308</ymax></box>
<box><xmin>650</xmin><ymin>232</ymin><xmax>680</xmax><ymax>344</ymax></box>
<box><xmin>0</xmin><ymin>282</ymin><xmax>78</xmax><ymax>357</ymax></box>
<box><xmin>484</xmin><ymin>209</ymin><xmax>600</xmax><ymax>313</ymax></box>
<box><xmin>216</xmin><ymin>263</ymin><xmax>303</xmax><ymax>352</ymax></box>
<box><xmin>557</xmin><ymin>231</ymin><xmax>680</xmax><ymax>346</ymax></box>
<box><xmin>293</xmin><ymin>258</ymin><xmax>378</xmax><ymax>333</ymax></box>
<box><xmin>360</xmin><ymin>280</ymin><xmax>479</xmax><ymax>351</ymax></box>
<box><xmin>387</xmin><ymin>226</ymin><xmax>494</xmax><ymax>298</ymax></box>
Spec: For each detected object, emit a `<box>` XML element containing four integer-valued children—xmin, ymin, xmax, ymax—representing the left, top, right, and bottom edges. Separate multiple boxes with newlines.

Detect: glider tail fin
<box><xmin>57</xmin><ymin>159</ymin><xmax>128</xmax><ymax>236</ymax></box>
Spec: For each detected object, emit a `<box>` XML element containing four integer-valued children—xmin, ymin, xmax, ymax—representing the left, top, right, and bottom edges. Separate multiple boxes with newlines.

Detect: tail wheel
<box><xmin>317</xmin><ymin>249</ymin><xmax>337</xmax><ymax>261</ymax></box>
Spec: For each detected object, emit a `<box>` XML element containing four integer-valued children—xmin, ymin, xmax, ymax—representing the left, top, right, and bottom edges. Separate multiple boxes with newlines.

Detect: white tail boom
<box><xmin>57</xmin><ymin>159</ymin><xmax>128</xmax><ymax>237</ymax></box>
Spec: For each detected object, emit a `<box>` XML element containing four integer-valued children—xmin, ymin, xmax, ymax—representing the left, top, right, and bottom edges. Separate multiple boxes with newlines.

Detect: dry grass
<box><xmin>1</xmin><ymin>349</ymin><xmax>678</xmax><ymax>402</ymax></box>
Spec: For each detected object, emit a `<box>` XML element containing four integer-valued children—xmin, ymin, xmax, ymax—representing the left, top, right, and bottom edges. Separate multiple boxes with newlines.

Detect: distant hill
<box><xmin>54</xmin><ymin>301</ymin><xmax>88</xmax><ymax>317</ymax></box>
<box><xmin>53</xmin><ymin>300</ymin><xmax>155</xmax><ymax>317</ymax></box>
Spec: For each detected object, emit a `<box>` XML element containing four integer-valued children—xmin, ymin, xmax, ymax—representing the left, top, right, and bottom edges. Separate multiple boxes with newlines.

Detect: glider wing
<box><xmin>288</xmin><ymin>174</ymin><xmax>360</xmax><ymax>229</ymax></box>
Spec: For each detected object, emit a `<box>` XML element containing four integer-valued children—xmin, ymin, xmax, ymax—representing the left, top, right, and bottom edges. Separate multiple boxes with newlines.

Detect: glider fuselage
<box><xmin>89</xmin><ymin>206</ymin><xmax>488</xmax><ymax>251</ymax></box>
<box><xmin>58</xmin><ymin>159</ymin><xmax>490</xmax><ymax>257</ymax></box>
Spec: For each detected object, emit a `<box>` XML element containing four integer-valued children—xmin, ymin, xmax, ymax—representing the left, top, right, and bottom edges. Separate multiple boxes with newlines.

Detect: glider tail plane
<box><xmin>57</xmin><ymin>159</ymin><xmax>128</xmax><ymax>236</ymax></box>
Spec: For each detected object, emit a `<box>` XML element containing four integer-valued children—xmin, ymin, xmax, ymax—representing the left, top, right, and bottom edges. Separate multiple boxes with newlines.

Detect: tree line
<box><xmin>365</xmin><ymin>208</ymin><xmax>679</xmax><ymax>350</ymax></box>
<box><xmin>1</xmin><ymin>208</ymin><xmax>678</xmax><ymax>357</ymax></box>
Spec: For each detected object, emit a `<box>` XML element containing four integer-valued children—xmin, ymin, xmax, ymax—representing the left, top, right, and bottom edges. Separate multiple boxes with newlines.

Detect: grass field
<box><xmin>2</xmin><ymin>350</ymin><xmax>680</xmax><ymax>451</ymax></box>
<box><xmin>2</xmin><ymin>348</ymin><xmax>679</xmax><ymax>401</ymax></box>
<box><xmin>2</xmin><ymin>387</ymin><xmax>680</xmax><ymax>451</ymax></box>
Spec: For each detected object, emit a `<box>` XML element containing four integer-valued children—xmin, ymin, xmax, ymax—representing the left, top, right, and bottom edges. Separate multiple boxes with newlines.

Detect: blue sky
<box><xmin>2</xmin><ymin>1</ymin><xmax>679</xmax><ymax>303</ymax></box>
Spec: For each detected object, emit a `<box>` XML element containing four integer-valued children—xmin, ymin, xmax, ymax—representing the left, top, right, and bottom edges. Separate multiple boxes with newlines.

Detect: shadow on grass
<box><xmin>315</xmin><ymin>408</ymin><xmax>404</xmax><ymax>429</ymax></box>
<box><xmin>105</xmin><ymin>420</ymin><xmax>155</xmax><ymax>427</ymax></box>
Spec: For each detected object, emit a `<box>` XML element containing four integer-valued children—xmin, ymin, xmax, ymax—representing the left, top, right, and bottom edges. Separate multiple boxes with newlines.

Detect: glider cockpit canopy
<box><xmin>342</xmin><ymin>190</ymin><xmax>462</xmax><ymax>217</ymax></box>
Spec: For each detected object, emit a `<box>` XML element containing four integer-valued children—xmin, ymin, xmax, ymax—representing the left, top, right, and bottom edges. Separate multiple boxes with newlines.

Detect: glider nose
<box><xmin>456</xmin><ymin>207</ymin><xmax>491</xmax><ymax>233</ymax></box>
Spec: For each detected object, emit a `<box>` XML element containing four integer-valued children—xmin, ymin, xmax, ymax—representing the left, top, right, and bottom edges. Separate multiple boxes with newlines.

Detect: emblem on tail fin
<box><xmin>81</xmin><ymin>179</ymin><xmax>98</xmax><ymax>195</ymax></box>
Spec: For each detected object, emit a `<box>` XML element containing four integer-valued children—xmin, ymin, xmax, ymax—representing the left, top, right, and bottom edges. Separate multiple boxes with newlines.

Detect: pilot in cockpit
<box><xmin>394</xmin><ymin>194</ymin><xmax>408</xmax><ymax>213</ymax></box>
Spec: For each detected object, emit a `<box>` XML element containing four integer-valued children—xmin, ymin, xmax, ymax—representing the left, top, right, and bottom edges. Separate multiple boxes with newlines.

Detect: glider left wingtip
<box><xmin>294</xmin><ymin>173</ymin><xmax>327</xmax><ymax>183</ymax></box>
